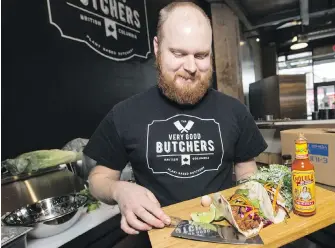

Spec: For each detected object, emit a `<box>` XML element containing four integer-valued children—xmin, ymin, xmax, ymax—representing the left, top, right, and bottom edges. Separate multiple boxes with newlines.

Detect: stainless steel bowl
<box><xmin>3</xmin><ymin>193</ymin><xmax>88</xmax><ymax>239</ymax></box>
<box><xmin>27</xmin><ymin>209</ymin><xmax>84</xmax><ymax>239</ymax></box>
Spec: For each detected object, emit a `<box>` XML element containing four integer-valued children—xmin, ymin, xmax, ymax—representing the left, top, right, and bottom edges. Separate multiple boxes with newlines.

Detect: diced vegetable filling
<box><xmin>228</xmin><ymin>192</ymin><xmax>264</xmax><ymax>231</ymax></box>
<box><xmin>231</xmin><ymin>205</ymin><xmax>261</xmax><ymax>231</ymax></box>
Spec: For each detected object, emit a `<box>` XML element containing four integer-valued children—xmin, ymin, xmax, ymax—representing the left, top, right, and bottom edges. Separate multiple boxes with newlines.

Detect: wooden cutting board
<box><xmin>148</xmin><ymin>186</ymin><xmax>335</xmax><ymax>248</ymax></box>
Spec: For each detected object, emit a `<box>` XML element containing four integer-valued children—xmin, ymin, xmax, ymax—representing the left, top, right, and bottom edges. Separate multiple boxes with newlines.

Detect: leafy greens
<box><xmin>249</xmin><ymin>164</ymin><xmax>293</xmax><ymax>211</ymax></box>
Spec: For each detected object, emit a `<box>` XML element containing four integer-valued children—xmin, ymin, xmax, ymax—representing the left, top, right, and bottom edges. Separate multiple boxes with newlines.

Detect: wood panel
<box><xmin>278</xmin><ymin>75</ymin><xmax>307</xmax><ymax>119</ymax></box>
<box><xmin>211</xmin><ymin>3</ymin><xmax>244</xmax><ymax>103</ymax></box>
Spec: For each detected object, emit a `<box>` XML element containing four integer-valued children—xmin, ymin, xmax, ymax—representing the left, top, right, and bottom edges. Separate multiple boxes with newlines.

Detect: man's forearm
<box><xmin>234</xmin><ymin>160</ymin><xmax>258</xmax><ymax>183</ymax></box>
<box><xmin>88</xmin><ymin>173</ymin><xmax>122</xmax><ymax>205</ymax></box>
<box><xmin>236</xmin><ymin>170</ymin><xmax>255</xmax><ymax>182</ymax></box>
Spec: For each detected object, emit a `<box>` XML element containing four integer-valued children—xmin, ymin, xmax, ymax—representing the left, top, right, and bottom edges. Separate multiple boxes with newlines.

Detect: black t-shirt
<box><xmin>84</xmin><ymin>86</ymin><xmax>268</xmax><ymax>207</ymax></box>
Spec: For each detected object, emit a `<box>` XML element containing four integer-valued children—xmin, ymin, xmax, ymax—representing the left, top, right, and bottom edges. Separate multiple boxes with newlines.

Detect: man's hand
<box><xmin>88</xmin><ymin>166</ymin><xmax>171</xmax><ymax>234</ymax></box>
<box><xmin>113</xmin><ymin>181</ymin><xmax>171</xmax><ymax>235</ymax></box>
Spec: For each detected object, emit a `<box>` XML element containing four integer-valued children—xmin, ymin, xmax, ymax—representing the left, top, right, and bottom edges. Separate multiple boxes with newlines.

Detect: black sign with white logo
<box><xmin>47</xmin><ymin>0</ymin><xmax>151</xmax><ymax>61</ymax></box>
<box><xmin>146</xmin><ymin>114</ymin><xmax>224</xmax><ymax>178</ymax></box>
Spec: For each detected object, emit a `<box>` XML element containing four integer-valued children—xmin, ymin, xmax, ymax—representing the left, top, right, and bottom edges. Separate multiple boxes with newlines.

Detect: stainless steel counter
<box><xmin>1</xmin><ymin>170</ymin><xmax>86</xmax><ymax>215</ymax></box>
<box><xmin>256</xmin><ymin>119</ymin><xmax>335</xmax><ymax>127</ymax></box>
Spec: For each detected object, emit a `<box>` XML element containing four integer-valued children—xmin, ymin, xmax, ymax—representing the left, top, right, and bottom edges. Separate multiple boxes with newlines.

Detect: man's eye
<box><xmin>173</xmin><ymin>52</ymin><xmax>183</xmax><ymax>57</ymax></box>
<box><xmin>195</xmin><ymin>54</ymin><xmax>208</xmax><ymax>59</ymax></box>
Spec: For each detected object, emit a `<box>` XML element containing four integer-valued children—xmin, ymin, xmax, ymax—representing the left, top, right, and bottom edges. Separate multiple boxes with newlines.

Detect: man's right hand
<box><xmin>113</xmin><ymin>181</ymin><xmax>171</xmax><ymax>235</ymax></box>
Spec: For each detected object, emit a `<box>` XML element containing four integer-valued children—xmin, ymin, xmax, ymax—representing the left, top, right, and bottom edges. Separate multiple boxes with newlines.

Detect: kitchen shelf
<box><xmin>256</xmin><ymin>119</ymin><xmax>335</xmax><ymax>127</ymax></box>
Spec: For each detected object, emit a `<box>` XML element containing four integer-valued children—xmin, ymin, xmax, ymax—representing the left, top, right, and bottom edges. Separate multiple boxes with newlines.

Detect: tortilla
<box><xmin>212</xmin><ymin>192</ymin><xmax>263</xmax><ymax>238</ymax></box>
<box><xmin>239</xmin><ymin>181</ymin><xmax>274</xmax><ymax>220</ymax></box>
<box><xmin>240</xmin><ymin>181</ymin><xmax>288</xmax><ymax>224</ymax></box>
<box><xmin>241</xmin><ymin>181</ymin><xmax>288</xmax><ymax>224</ymax></box>
<box><xmin>262</xmin><ymin>187</ymin><xmax>287</xmax><ymax>224</ymax></box>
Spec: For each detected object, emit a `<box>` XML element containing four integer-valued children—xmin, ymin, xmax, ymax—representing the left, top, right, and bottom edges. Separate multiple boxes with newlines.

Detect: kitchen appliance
<box><xmin>2</xmin><ymin>193</ymin><xmax>88</xmax><ymax>239</ymax></box>
<box><xmin>249</xmin><ymin>75</ymin><xmax>307</xmax><ymax>120</ymax></box>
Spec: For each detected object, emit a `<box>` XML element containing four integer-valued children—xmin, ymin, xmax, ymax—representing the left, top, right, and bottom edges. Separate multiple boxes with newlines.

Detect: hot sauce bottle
<box><xmin>291</xmin><ymin>133</ymin><xmax>316</xmax><ymax>216</ymax></box>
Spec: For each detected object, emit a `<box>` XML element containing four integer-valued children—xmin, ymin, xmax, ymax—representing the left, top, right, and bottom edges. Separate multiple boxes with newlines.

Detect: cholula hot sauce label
<box><xmin>295</xmin><ymin>141</ymin><xmax>308</xmax><ymax>159</ymax></box>
<box><xmin>292</xmin><ymin>170</ymin><xmax>316</xmax><ymax>212</ymax></box>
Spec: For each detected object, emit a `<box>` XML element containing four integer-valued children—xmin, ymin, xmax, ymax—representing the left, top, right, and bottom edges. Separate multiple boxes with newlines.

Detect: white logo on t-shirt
<box><xmin>146</xmin><ymin>114</ymin><xmax>224</xmax><ymax>178</ymax></box>
<box><xmin>173</xmin><ymin>120</ymin><xmax>194</xmax><ymax>133</ymax></box>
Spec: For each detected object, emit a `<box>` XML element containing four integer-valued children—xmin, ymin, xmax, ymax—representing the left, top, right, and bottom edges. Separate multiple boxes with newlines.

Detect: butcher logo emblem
<box><xmin>146</xmin><ymin>114</ymin><xmax>224</xmax><ymax>178</ymax></box>
<box><xmin>174</xmin><ymin>120</ymin><xmax>194</xmax><ymax>133</ymax></box>
<box><xmin>47</xmin><ymin>0</ymin><xmax>151</xmax><ymax>61</ymax></box>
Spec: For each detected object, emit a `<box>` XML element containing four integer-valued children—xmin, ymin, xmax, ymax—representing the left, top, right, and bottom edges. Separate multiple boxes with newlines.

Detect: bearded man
<box><xmin>84</xmin><ymin>0</ymin><xmax>267</xmax><ymax>238</ymax></box>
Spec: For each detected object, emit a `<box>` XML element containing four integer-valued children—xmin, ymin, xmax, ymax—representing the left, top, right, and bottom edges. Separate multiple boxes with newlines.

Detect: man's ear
<box><xmin>153</xmin><ymin>36</ymin><xmax>159</xmax><ymax>57</ymax></box>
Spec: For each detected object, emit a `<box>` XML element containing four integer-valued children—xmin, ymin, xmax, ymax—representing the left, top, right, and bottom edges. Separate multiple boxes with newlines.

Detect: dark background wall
<box><xmin>2</xmin><ymin>0</ymin><xmax>214</xmax><ymax>160</ymax></box>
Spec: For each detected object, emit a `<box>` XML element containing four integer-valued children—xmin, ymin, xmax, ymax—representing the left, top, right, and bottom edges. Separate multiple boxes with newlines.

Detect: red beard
<box><xmin>156</xmin><ymin>51</ymin><xmax>213</xmax><ymax>105</ymax></box>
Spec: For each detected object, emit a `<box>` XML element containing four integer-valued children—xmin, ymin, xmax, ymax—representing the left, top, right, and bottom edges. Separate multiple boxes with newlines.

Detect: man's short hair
<box><xmin>156</xmin><ymin>1</ymin><xmax>211</xmax><ymax>44</ymax></box>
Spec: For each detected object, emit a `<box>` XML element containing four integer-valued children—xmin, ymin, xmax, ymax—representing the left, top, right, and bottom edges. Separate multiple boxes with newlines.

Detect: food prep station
<box><xmin>0</xmin><ymin>162</ymin><xmax>129</xmax><ymax>248</ymax></box>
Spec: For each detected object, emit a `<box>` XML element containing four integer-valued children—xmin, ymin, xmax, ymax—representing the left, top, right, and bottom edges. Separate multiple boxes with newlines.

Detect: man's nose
<box><xmin>183</xmin><ymin>56</ymin><xmax>196</xmax><ymax>74</ymax></box>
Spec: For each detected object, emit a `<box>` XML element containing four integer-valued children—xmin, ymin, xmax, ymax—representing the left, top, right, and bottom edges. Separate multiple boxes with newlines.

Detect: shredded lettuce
<box><xmin>235</xmin><ymin>189</ymin><xmax>249</xmax><ymax>197</ymax></box>
<box><xmin>250</xmin><ymin>199</ymin><xmax>266</xmax><ymax>219</ymax></box>
<box><xmin>250</xmin><ymin>199</ymin><xmax>260</xmax><ymax>209</ymax></box>
<box><xmin>80</xmin><ymin>188</ymin><xmax>101</xmax><ymax>213</ymax></box>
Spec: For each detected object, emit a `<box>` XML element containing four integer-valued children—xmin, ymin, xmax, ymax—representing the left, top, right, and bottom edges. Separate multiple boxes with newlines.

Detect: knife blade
<box><xmin>169</xmin><ymin>219</ymin><xmax>264</xmax><ymax>245</ymax></box>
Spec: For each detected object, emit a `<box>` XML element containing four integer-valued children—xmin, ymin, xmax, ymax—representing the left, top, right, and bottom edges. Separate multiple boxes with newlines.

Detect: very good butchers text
<box><xmin>156</xmin><ymin>133</ymin><xmax>215</xmax><ymax>153</ymax></box>
<box><xmin>81</xmin><ymin>0</ymin><xmax>141</xmax><ymax>28</ymax></box>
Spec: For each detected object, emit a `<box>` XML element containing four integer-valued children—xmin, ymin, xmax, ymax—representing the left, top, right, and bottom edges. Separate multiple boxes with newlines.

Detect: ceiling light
<box><xmin>290</xmin><ymin>33</ymin><xmax>308</xmax><ymax>50</ymax></box>
<box><xmin>256</xmin><ymin>38</ymin><xmax>260</xmax><ymax>42</ymax></box>
<box><xmin>290</xmin><ymin>42</ymin><xmax>308</xmax><ymax>50</ymax></box>
<box><xmin>277</xmin><ymin>20</ymin><xmax>301</xmax><ymax>29</ymax></box>
<box><xmin>240</xmin><ymin>41</ymin><xmax>245</xmax><ymax>46</ymax></box>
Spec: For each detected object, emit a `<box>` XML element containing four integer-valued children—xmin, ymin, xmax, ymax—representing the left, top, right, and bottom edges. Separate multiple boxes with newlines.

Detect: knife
<box><xmin>167</xmin><ymin>217</ymin><xmax>264</xmax><ymax>245</ymax></box>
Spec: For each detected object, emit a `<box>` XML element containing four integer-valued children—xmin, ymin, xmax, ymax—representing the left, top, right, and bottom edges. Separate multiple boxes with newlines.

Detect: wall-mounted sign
<box><xmin>47</xmin><ymin>0</ymin><xmax>151</xmax><ymax>61</ymax></box>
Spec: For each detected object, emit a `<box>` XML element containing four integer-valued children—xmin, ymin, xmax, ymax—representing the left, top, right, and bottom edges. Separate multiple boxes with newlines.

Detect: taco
<box><xmin>247</xmin><ymin>164</ymin><xmax>293</xmax><ymax>221</ymax></box>
<box><xmin>260</xmin><ymin>181</ymin><xmax>290</xmax><ymax>224</ymax></box>
<box><xmin>212</xmin><ymin>181</ymin><xmax>268</xmax><ymax>238</ymax></box>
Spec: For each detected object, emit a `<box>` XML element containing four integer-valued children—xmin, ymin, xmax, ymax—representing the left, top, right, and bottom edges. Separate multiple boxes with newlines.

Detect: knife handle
<box><xmin>167</xmin><ymin>216</ymin><xmax>183</xmax><ymax>227</ymax></box>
